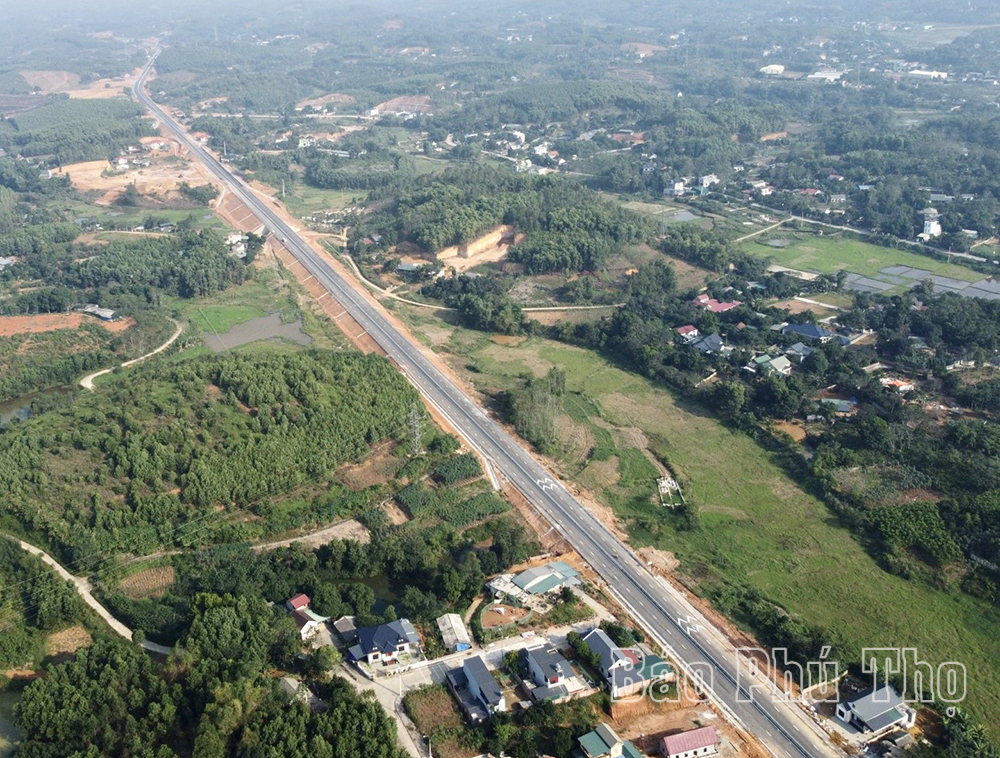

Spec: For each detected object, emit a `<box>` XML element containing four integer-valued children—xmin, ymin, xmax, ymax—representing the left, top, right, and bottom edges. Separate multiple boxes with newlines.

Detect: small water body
<box><xmin>0</xmin><ymin>386</ymin><xmax>74</xmax><ymax>429</ymax></box>
<box><xmin>0</xmin><ymin>691</ymin><xmax>21</xmax><ymax>757</ymax></box>
<box><xmin>202</xmin><ymin>312</ymin><xmax>312</xmax><ymax>353</ymax></box>
<box><xmin>669</xmin><ymin>210</ymin><xmax>699</xmax><ymax>222</ymax></box>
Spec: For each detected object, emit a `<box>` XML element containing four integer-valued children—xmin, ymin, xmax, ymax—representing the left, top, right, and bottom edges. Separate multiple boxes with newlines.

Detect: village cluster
<box><xmin>276</xmin><ymin>555</ymin><xmax>923</xmax><ymax>758</ymax></box>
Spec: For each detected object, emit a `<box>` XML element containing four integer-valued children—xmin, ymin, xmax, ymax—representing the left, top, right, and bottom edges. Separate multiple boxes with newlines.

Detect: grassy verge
<box><xmin>397</xmin><ymin>306</ymin><xmax>1000</xmax><ymax>735</ymax></box>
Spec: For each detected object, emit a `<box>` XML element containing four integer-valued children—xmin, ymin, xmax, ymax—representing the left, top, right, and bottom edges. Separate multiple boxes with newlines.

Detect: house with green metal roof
<box><xmin>511</xmin><ymin>561</ymin><xmax>581</xmax><ymax>595</ymax></box>
<box><xmin>575</xmin><ymin>724</ymin><xmax>644</xmax><ymax>758</ymax></box>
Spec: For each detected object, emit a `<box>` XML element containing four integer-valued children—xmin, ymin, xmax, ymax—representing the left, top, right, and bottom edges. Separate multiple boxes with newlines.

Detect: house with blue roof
<box><xmin>781</xmin><ymin>323</ymin><xmax>836</xmax><ymax>342</ymax></box>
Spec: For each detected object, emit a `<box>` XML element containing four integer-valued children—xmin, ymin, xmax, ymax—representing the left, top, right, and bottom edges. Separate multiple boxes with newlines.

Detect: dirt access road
<box><xmin>80</xmin><ymin>318</ymin><xmax>182</xmax><ymax>389</ymax></box>
<box><xmin>8</xmin><ymin>535</ymin><xmax>170</xmax><ymax>655</ymax></box>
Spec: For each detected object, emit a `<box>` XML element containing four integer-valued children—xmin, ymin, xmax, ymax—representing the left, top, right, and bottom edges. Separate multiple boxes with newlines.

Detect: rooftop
<box><xmin>357</xmin><ymin>619</ymin><xmax>420</xmax><ymax>655</ymax></box>
<box><xmin>437</xmin><ymin>613</ymin><xmax>472</xmax><ymax>650</ymax></box>
<box><xmin>662</xmin><ymin>726</ymin><xmax>720</xmax><ymax>756</ymax></box>
<box><xmin>465</xmin><ymin>655</ymin><xmax>503</xmax><ymax>707</ymax></box>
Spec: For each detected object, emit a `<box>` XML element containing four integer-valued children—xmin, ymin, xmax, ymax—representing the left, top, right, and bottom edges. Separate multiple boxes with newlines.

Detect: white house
<box><xmin>836</xmin><ymin>685</ymin><xmax>916</xmax><ymax>735</ymax></box>
<box><xmin>348</xmin><ymin>619</ymin><xmax>421</xmax><ymax>665</ymax></box>
<box><xmin>919</xmin><ymin>207</ymin><xmax>942</xmax><ymax>240</ymax></box>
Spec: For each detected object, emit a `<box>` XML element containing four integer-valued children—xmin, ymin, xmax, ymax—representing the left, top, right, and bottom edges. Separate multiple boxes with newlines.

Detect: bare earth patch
<box><xmin>19</xmin><ymin>70</ymin><xmax>81</xmax><ymax>91</ymax></box>
<box><xmin>621</xmin><ymin>42</ymin><xmax>667</xmax><ymax>55</ymax></box>
<box><xmin>436</xmin><ymin>225</ymin><xmax>516</xmax><ymax>272</ymax></box>
<box><xmin>253</xmin><ymin>519</ymin><xmax>371</xmax><ymax>552</ymax></box>
<box><xmin>45</xmin><ymin>626</ymin><xmax>92</xmax><ymax>657</ymax></box>
<box><xmin>0</xmin><ymin>313</ymin><xmax>134</xmax><ymax>337</ymax></box>
<box><xmin>383</xmin><ymin>501</ymin><xmax>410</xmax><ymax>525</ymax></box>
<box><xmin>771</xmin><ymin>298</ymin><xmax>836</xmax><ymax>318</ymax></box>
<box><xmin>61</xmin><ymin>155</ymin><xmax>215</xmax><ymax>204</ymax></box>
<box><xmin>481</xmin><ymin>603</ymin><xmax>528</xmax><ymax>629</ymax></box>
<box><xmin>636</xmin><ymin>546</ymin><xmax>679</xmax><ymax>576</ymax></box>
<box><xmin>773</xmin><ymin>420</ymin><xmax>807</xmax><ymax>442</ymax></box>
<box><xmin>119</xmin><ymin>566</ymin><xmax>176</xmax><ymax>599</ymax></box>
<box><xmin>375</xmin><ymin>95</ymin><xmax>434</xmax><ymax>115</ymax></box>
<box><xmin>337</xmin><ymin>440</ymin><xmax>400</xmax><ymax>489</ymax></box>
<box><xmin>296</xmin><ymin>93</ymin><xmax>356</xmax><ymax>110</ymax></box>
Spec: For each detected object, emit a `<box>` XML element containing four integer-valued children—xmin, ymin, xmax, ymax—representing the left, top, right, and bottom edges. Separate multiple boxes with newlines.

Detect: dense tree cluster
<box><xmin>422</xmin><ymin>274</ymin><xmax>528</xmax><ymax>334</ymax></box>
<box><xmin>501</xmin><ymin>367</ymin><xmax>566</xmax><ymax>453</ymax></box>
<box><xmin>0</xmin><ymin>351</ymin><xmax>420</xmax><ymax>564</ymax></box>
<box><xmin>14</xmin><ymin>599</ymin><xmax>406</xmax><ymax>758</ymax></box>
<box><xmin>102</xmin><ymin>509</ymin><xmax>533</xmax><ymax>644</ymax></box>
<box><xmin>354</xmin><ymin>166</ymin><xmax>650</xmax><ymax>273</ymax></box>
<box><xmin>0</xmin><ymin>98</ymin><xmax>153</xmax><ymax>163</ymax></box>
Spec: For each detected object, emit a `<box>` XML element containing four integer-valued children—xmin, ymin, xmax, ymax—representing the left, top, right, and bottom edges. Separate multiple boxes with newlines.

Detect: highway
<box><xmin>134</xmin><ymin>56</ymin><xmax>838</xmax><ymax>758</ymax></box>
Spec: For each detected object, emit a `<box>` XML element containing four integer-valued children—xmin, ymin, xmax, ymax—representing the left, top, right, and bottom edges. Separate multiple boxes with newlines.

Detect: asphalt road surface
<box><xmin>134</xmin><ymin>56</ymin><xmax>838</xmax><ymax>758</ymax></box>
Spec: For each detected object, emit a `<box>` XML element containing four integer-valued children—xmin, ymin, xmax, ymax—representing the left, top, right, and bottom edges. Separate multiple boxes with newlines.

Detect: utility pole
<box><xmin>408</xmin><ymin>405</ymin><xmax>424</xmax><ymax>455</ymax></box>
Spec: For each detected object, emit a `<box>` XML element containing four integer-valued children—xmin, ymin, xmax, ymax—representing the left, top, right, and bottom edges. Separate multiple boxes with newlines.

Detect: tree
<box><xmin>117</xmin><ymin>182</ymin><xmax>141</xmax><ymax>207</ymax></box>
<box><xmin>714</xmin><ymin>380</ymin><xmax>748</xmax><ymax>423</ymax></box>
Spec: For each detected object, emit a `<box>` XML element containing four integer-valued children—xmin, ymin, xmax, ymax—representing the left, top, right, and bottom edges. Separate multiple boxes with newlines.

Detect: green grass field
<box><xmin>399</xmin><ymin>307</ymin><xmax>1000</xmax><ymax>734</ymax></box>
<box><xmin>283</xmin><ymin>184</ymin><xmax>365</xmax><ymax>217</ymax></box>
<box><xmin>745</xmin><ymin>232</ymin><xmax>983</xmax><ymax>282</ymax></box>
<box><xmin>56</xmin><ymin>200</ymin><xmax>225</xmax><ymax>232</ymax></box>
<box><xmin>410</xmin><ymin>154</ymin><xmax>450</xmax><ymax>176</ymax></box>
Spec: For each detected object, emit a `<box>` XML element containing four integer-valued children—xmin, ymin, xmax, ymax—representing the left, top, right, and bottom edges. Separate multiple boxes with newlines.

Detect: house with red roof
<box><xmin>692</xmin><ymin>294</ymin><xmax>742</xmax><ymax>314</ymax></box>
<box><xmin>286</xmin><ymin>593</ymin><xmax>311</xmax><ymax>612</ymax></box>
<box><xmin>661</xmin><ymin>726</ymin><xmax>720</xmax><ymax>758</ymax></box>
<box><xmin>676</xmin><ymin>325</ymin><xmax>700</xmax><ymax>342</ymax></box>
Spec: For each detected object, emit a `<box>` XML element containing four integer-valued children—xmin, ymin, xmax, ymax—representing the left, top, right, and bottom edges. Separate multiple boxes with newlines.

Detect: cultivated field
<box><xmin>119</xmin><ymin>566</ymin><xmax>176</xmax><ymax>599</ymax></box>
<box><xmin>397</xmin><ymin>307</ymin><xmax>1000</xmax><ymax>732</ymax></box>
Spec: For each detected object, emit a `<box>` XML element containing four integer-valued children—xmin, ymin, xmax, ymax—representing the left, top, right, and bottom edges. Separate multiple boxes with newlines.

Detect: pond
<box><xmin>202</xmin><ymin>312</ymin><xmax>312</xmax><ymax>353</ymax></box>
<box><xmin>0</xmin><ymin>691</ymin><xmax>21</xmax><ymax>757</ymax></box>
<box><xmin>0</xmin><ymin>386</ymin><xmax>74</xmax><ymax>429</ymax></box>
